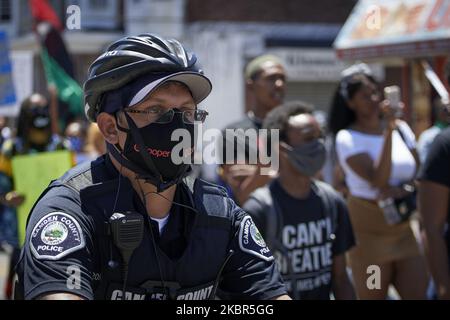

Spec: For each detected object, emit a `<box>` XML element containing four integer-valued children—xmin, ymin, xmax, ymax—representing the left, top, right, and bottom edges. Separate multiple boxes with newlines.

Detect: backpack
<box><xmin>249</xmin><ymin>180</ymin><xmax>339</xmax><ymax>299</ymax></box>
<box><xmin>250</xmin><ymin>180</ymin><xmax>338</xmax><ymax>249</ymax></box>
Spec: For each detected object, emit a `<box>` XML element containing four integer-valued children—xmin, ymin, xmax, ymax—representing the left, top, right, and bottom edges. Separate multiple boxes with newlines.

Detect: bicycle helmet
<box><xmin>84</xmin><ymin>33</ymin><xmax>212</xmax><ymax>122</ymax></box>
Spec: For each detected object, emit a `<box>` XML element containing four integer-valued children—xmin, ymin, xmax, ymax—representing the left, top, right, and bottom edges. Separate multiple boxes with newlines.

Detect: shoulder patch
<box><xmin>30</xmin><ymin>212</ymin><xmax>85</xmax><ymax>260</ymax></box>
<box><xmin>238</xmin><ymin>215</ymin><xmax>274</xmax><ymax>261</ymax></box>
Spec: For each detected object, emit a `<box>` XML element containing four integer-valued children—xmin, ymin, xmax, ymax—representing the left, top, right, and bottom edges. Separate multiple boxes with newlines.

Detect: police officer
<box><xmin>15</xmin><ymin>34</ymin><xmax>289</xmax><ymax>300</ymax></box>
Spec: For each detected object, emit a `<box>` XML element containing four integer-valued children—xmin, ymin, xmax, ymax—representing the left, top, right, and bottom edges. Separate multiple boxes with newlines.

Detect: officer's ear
<box><xmin>97</xmin><ymin>112</ymin><xmax>119</xmax><ymax>144</ymax></box>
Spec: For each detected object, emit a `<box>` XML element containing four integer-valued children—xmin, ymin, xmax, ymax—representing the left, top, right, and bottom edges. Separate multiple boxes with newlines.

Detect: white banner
<box><xmin>8</xmin><ymin>51</ymin><xmax>34</xmax><ymax>117</ymax></box>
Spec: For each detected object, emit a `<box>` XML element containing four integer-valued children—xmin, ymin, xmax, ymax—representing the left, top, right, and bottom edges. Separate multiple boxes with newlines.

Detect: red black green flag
<box><xmin>29</xmin><ymin>0</ymin><xmax>83</xmax><ymax>121</ymax></box>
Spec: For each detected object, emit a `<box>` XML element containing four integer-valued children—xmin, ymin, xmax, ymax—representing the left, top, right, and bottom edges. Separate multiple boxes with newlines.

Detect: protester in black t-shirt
<box><xmin>418</xmin><ymin>126</ymin><xmax>450</xmax><ymax>300</ymax></box>
<box><xmin>244</xmin><ymin>101</ymin><xmax>356</xmax><ymax>300</ymax></box>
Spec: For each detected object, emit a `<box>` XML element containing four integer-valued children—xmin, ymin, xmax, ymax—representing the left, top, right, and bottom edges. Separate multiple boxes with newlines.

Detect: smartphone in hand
<box><xmin>384</xmin><ymin>85</ymin><xmax>403</xmax><ymax>117</ymax></box>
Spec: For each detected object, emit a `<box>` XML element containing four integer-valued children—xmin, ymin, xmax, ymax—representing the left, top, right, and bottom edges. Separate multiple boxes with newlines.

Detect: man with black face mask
<box><xmin>15</xmin><ymin>34</ymin><xmax>289</xmax><ymax>301</ymax></box>
<box><xmin>243</xmin><ymin>101</ymin><xmax>356</xmax><ymax>300</ymax></box>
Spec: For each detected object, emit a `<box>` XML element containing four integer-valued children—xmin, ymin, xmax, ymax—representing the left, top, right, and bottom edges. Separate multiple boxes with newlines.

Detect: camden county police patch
<box><xmin>238</xmin><ymin>215</ymin><xmax>273</xmax><ymax>261</ymax></box>
<box><xmin>30</xmin><ymin>212</ymin><xmax>85</xmax><ymax>260</ymax></box>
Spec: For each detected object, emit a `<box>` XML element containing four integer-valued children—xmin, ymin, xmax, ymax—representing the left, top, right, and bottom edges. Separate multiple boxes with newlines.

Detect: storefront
<box><xmin>334</xmin><ymin>0</ymin><xmax>450</xmax><ymax>135</ymax></box>
<box><xmin>266</xmin><ymin>47</ymin><xmax>384</xmax><ymax>112</ymax></box>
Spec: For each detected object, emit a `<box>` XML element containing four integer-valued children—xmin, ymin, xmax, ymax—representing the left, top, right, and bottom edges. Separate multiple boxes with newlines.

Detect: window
<box><xmin>89</xmin><ymin>0</ymin><xmax>108</xmax><ymax>9</ymax></box>
<box><xmin>75</xmin><ymin>0</ymin><xmax>121</xmax><ymax>30</ymax></box>
<box><xmin>0</xmin><ymin>0</ymin><xmax>11</xmax><ymax>22</ymax></box>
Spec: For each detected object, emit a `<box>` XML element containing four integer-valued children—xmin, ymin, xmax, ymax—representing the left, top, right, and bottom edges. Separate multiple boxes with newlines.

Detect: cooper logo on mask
<box><xmin>133</xmin><ymin>144</ymin><xmax>171</xmax><ymax>158</ymax></box>
<box><xmin>119</xmin><ymin>111</ymin><xmax>195</xmax><ymax>184</ymax></box>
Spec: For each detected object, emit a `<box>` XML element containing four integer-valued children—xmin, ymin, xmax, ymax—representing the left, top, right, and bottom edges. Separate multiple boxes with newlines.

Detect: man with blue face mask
<box><xmin>243</xmin><ymin>101</ymin><xmax>356</xmax><ymax>300</ymax></box>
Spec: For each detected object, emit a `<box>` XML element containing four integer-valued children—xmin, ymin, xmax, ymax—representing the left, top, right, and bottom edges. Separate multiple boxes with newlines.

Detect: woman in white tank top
<box><xmin>328</xmin><ymin>63</ymin><xmax>428</xmax><ymax>300</ymax></box>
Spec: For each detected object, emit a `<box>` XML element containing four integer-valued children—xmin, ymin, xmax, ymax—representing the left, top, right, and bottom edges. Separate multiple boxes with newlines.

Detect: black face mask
<box><xmin>27</xmin><ymin>107</ymin><xmax>51</xmax><ymax>147</ymax></box>
<box><xmin>117</xmin><ymin>110</ymin><xmax>195</xmax><ymax>183</ymax></box>
<box><xmin>29</xmin><ymin>105</ymin><xmax>51</xmax><ymax>130</ymax></box>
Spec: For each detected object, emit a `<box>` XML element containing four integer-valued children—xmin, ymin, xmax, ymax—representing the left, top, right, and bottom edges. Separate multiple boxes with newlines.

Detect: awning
<box><xmin>334</xmin><ymin>0</ymin><xmax>450</xmax><ymax>60</ymax></box>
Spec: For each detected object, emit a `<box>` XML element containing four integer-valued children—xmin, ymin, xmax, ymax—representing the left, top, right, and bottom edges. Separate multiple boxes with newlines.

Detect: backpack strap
<box><xmin>395</xmin><ymin>125</ymin><xmax>418</xmax><ymax>184</ymax></box>
<box><xmin>396</xmin><ymin>123</ymin><xmax>416</xmax><ymax>160</ymax></box>
<box><xmin>250</xmin><ymin>185</ymin><xmax>282</xmax><ymax>250</ymax></box>
<box><xmin>251</xmin><ymin>183</ymin><xmax>306</xmax><ymax>299</ymax></box>
<box><xmin>396</xmin><ymin>124</ymin><xmax>410</xmax><ymax>149</ymax></box>
<box><xmin>311</xmin><ymin>180</ymin><xmax>338</xmax><ymax>239</ymax></box>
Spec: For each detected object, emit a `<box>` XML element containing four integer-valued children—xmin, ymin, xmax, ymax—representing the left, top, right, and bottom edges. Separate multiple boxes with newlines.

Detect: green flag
<box><xmin>41</xmin><ymin>48</ymin><xmax>83</xmax><ymax>116</ymax></box>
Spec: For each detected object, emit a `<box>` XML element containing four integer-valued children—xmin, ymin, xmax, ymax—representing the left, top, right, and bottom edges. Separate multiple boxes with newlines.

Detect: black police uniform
<box><xmin>16</xmin><ymin>155</ymin><xmax>286</xmax><ymax>300</ymax></box>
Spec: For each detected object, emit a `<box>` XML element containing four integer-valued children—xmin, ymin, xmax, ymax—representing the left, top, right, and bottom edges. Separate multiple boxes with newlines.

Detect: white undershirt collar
<box><xmin>150</xmin><ymin>213</ymin><xmax>170</xmax><ymax>234</ymax></box>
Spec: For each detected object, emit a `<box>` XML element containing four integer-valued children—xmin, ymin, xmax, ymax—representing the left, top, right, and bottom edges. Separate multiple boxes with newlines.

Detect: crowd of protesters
<box><xmin>0</xmin><ymin>53</ymin><xmax>449</xmax><ymax>300</ymax></box>
<box><xmin>0</xmin><ymin>91</ymin><xmax>106</xmax><ymax>299</ymax></box>
<box><xmin>217</xmin><ymin>55</ymin><xmax>449</xmax><ymax>300</ymax></box>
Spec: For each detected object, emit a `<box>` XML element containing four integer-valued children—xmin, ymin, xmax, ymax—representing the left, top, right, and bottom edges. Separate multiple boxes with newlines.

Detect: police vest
<box><xmin>20</xmin><ymin>157</ymin><xmax>237</xmax><ymax>300</ymax></box>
